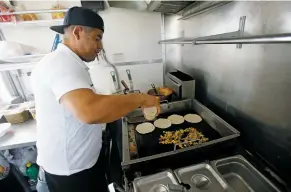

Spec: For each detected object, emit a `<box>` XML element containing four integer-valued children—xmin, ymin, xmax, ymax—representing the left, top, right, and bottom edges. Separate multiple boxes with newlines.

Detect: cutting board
<box><xmin>89</xmin><ymin>62</ymin><xmax>163</xmax><ymax>95</ymax></box>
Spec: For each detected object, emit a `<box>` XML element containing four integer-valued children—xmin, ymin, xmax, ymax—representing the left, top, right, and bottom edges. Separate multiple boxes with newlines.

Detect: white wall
<box><xmin>90</xmin><ymin>62</ymin><xmax>163</xmax><ymax>95</ymax></box>
<box><xmin>1</xmin><ymin>2</ymin><xmax>163</xmax><ymax>97</ymax></box>
<box><xmin>2</xmin><ymin>3</ymin><xmax>162</xmax><ymax>62</ymax></box>
<box><xmin>99</xmin><ymin>8</ymin><xmax>162</xmax><ymax>63</ymax></box>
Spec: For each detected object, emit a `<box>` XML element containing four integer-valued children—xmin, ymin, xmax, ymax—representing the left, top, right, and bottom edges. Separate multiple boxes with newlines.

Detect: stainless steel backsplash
<box><xmin>164</xmin><ymin>1</ymin><xmax>291</xmax><ymax>187</ymax></box>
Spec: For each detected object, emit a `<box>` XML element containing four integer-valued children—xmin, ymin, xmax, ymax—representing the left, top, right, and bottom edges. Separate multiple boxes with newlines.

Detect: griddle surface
<box><xmin>133</xmin><ymin>110</ymin><xmax>222</xmax><ymax>158</ymax></box>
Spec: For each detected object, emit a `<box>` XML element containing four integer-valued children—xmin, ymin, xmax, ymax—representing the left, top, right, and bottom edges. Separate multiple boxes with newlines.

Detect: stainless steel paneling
<box><xmin>164</xmin><ymin>1</ymin><xmax>291</xmax><ymax>187</ymax></box>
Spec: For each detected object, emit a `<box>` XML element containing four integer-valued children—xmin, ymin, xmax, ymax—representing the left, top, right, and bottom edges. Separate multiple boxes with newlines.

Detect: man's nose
<box><xmin>98</xmin><ymin>41</ymin><xmax>103</xmax><ymax>49</ymax></box>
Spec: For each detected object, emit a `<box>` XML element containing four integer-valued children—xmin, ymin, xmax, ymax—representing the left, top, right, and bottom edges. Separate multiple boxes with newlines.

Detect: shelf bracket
<box><xmin>0</xmin><ymin>29</ymin><xmax>5</xmax><ymax>40</ymax></box>
<box><xmin>237</xmin><ymin>16</ymin><xmax>246</xmax><ymax>49</ymax></box>
<box><xmin>181</xmin><ymin>30</ymin><xmax>185</xmax><ymax>46</ymax></box>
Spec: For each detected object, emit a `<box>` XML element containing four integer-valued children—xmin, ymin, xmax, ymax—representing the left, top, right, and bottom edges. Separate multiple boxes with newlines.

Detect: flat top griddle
<box><xmin>133</xmin><ymin>110</ymin><xmax>222</xmax><ymax>158</ymax></box>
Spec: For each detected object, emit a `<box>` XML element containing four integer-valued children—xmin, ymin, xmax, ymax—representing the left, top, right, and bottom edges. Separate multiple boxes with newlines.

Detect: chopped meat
<box><xmin>159</xmin><ymin>127</ymin><xmax>209</xmax><ymax>149</ymax></box>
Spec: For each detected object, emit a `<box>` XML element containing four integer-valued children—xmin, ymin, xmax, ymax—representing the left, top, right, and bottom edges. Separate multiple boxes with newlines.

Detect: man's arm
<box><xmin>60</xmin><ymin>88</ymin><xmax>158</xmax><ymax>124</ymax></box>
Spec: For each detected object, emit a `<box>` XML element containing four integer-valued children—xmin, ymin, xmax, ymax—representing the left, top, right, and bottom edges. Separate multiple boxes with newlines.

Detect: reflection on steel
<box><xmin>160</xmin><ymin>33</ymin><xmax>291</xmax><ymax>45</ymax></box>
<box><xmin>195</xmin><ymin>33</ymin><xmax>291</xmax><ymax>44</ymax></box>
<box><xmin>178</xmin><ymin>1</ymin><xmax>231</xmax><ymax>20</ymax></box>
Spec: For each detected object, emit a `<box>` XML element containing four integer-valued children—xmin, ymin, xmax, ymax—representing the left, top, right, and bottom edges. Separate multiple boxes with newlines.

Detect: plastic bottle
<box><xmin>25</xmin><ymin>162</ymin><xmax>39</xmax><ymax>181</ymax></box>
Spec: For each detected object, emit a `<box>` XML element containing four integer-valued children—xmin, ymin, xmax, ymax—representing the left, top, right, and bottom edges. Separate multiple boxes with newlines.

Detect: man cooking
<box><xmin>31</xmin><ymin>6</ymin><xmax>160</xmax><ymax>192</ymax></box>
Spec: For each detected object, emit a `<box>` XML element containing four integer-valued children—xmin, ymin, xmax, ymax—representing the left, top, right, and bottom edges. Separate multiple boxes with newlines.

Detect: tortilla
<box><xmin>143</xmin><ymin>107</ymin><xmax>157</xmax><ymax>120</ymax></box>
<box><xmin>136</xmin><ymin>122</ymin><xmax>155</xmax><ymax>134</ymax></box>
<box><xmin>167</xmin><ymin>114</ymin><xmax>184</xmax><ymax>125</ymax></box>
<box><xmin>154</xmin><ymin>118</ymin><xmax>171</xmax><ymax>129</ymax></box>
<box><xmin>184</xmin><ymin>114</ymin><xmax>202</xmax><ymax>123</ymax></box>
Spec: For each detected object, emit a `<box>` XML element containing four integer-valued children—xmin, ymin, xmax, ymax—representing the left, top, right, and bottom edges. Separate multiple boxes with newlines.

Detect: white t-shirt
<box><xmin>31</xmin><ymin>44</ymin><xmax>102</xmax><ymax>176</ymax></box>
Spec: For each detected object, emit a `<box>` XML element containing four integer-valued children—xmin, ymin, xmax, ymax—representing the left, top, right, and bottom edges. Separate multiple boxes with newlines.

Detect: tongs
<box><xmin>121</xmin><ymin>80</ymin><xmax>130</xmax><ymax>94</ymax></box>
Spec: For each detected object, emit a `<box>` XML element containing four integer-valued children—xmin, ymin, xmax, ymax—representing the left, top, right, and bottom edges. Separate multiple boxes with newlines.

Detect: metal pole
<box><xmin>15</xmin><ymin>70</ymin><xmax>27</xmax><ymax>101</ymax></box>
<box><xmin>2</xmin><ymin>71</ymin><xmax>20</xmax><ymax>96</ymax></box>
<box><xmin>195</xmin><ymin>33</ymin><xmax>291</xmax><ymax>44</ymax></box>
<box><xmin>0</xmin><ymin>9</ymin><xmax>68</xmax><ymax>16</ymax></box>
<box><xmin>159</xmin><ymin>40</ymin><xmax>193</xmax><ymax>44</ymax></box>
<box><xmin>100</xmin><ymin>49</ymin><xmax>121</xmax><ymax>90</ymax></box>
<box><xmin>159</xmin><ymin>38</ymin><xmax>195</xmax><ymax>44</ymax></box>
<box><xmin>161</xmin><ymin>13</ymin><xmax>166</xmax><ymax>86</ymax></box>
<box><xmin>0</xmin><ymin>29</ymin><xmax>4</xmax><ymax>40</ymax></box>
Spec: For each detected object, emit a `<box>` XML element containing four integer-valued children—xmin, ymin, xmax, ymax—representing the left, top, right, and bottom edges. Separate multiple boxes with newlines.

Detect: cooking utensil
<box><xmin>110</xmin><ymin>71</ymin><xmax>120</xmax><ymax>93</ymax></box>
<box><xmin>126</xmin><ymin>69</ymin><xmax>134</xmax><ymax>91</ymax></box>
<box><xmin>121</xmin><ymin>80</ymin><xmax>130</xmax><ymax>94</ymax></box>
<box><xmin>151</xmin><ymin>84</ymin><xmax>158</xmax><ymax>95</ymax></box>
<box><xmin>148</xmin><ymin>87</ymin><xmax>173</xmax><ymax>102</ymax></box>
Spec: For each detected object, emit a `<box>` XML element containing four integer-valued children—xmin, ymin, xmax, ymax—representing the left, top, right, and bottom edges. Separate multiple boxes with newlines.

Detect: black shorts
<box><xmin>44</xmin><ymin>150</ymin><xmax>108</xmax><ymax>192</ymax></box>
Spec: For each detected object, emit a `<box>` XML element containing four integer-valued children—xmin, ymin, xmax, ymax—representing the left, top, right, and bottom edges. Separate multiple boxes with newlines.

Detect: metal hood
<box><xmin>107</xmin><ymin>1</ymin><xmax>195</xmax><ymax>14</ymax></box>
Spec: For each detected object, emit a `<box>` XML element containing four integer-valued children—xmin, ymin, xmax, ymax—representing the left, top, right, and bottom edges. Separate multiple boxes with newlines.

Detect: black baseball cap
<box><xmin>50</xmin><ymin>6</ymin><xmax>104</xmax><ymax>34</ymax></box>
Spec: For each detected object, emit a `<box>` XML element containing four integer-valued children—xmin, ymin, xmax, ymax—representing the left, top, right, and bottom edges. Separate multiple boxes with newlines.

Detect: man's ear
<box><xmin>72</xmin><ymin>26</ymin><xmax>82</xmax><ymax>40</ymax></box>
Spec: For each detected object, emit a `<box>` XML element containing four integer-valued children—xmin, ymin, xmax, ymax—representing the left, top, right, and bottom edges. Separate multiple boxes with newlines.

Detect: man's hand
<box><xmin>140</xmin><ymin>94</ymin><xmax>161</xmax><ymax>116</ymax></box>
<box><xmin>60</xmin><ymin>90</ymin><xmax>161</xmax><ymax>124</ymax></box>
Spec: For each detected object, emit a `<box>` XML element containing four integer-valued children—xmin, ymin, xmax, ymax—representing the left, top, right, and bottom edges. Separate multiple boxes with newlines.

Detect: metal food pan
<box><xmin>174</xmin><ymin>163</ymin><xmax>229</xmax><ymax>192</ymax></box>
<box><xmin>133</xmin><ymin>170</ymin><xmax>179</xmax><ymax>192</ymax></box>
<box><xmin>211</xmin><ymin>155</ymin><xmax>281</xmax><ymax>192</ymax></box>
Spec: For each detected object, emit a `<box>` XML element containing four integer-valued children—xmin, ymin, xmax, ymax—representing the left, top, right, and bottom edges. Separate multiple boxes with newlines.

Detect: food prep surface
<box><xmin>132</xmin><ymin>110</ymin><xmax>222</xmax><ymax>158</ymax></box>
<box><xmin>122</xmin><ymin>99</ymin><xmax>240</xmax><ymax>175</ymax></box>
<box><xmin>0</xmin><ymin>120</ymin><xmax>37</xmax><ymax>150</ymax></box>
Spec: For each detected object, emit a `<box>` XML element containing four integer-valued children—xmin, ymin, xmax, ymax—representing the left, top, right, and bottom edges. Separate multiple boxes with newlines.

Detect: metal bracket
<box><xmin>237</xmin><ymin>16</ymin><xmax>246</xmax><ymax>49</ymax></box>
<box><xmin>0</xmin><ymin>29</ymin><xmax>5</xmax><ymax>41</ymax></box>
<box><xmin>181</xmin><ymin>30</ymin><xmax>185</xmax><ymax>46</ymax></box>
